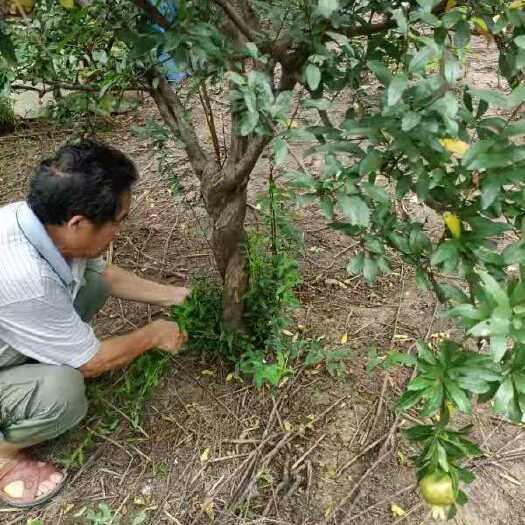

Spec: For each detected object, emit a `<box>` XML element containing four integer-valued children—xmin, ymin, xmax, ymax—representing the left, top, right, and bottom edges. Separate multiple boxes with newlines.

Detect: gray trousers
<box><xmin>0</xmin><ymin>271</ymin><xmax>110</xmax><ymax>447</ymax></box>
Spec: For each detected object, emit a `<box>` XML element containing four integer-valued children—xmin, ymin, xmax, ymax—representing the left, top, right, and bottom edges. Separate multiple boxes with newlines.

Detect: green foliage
<box><xmin>87</xmin><ymin>503</ymin><xmax>118</xmax><ymax>525</ymax></box>
<box><xmin>171</xmin><ymin>232</ymin><xmax>301</xmax><ymax>387</ymax></box>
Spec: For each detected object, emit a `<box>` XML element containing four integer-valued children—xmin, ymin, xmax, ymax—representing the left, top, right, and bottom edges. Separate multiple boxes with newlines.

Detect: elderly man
<box><xmin>0</xmin><ymin>139</ymin><xmax>188</xmax><ymax>507</ymax></box>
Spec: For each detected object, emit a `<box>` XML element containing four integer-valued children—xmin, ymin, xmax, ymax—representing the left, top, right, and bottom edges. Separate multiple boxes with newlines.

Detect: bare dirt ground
<box><xmin>0</xmin><ymin>37</ymin><xmax>524</xmax><ymax>525</ymax></box>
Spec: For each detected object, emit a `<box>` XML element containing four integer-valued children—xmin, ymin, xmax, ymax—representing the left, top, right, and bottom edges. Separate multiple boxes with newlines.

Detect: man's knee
<box><xmin>39</xmin><ymin>366</ymin><xmax>88</xmax><ymax>433</ymax></box>
<box><xmin>1</xmin><ymin>365</ymin><xmax>88</xmax><ymax>446</ymax></box>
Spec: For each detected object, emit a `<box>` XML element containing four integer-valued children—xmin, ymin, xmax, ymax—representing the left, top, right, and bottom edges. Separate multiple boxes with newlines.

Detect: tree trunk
<box><xmin>202</xmin><ymin>172</ymin><xmax>249</xmax><ymax>332</ymax></box>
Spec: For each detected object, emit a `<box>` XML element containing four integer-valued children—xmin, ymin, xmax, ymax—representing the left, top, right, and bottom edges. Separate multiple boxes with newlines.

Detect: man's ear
<box><xmin>67</xmin><ymin>215</ymin><xmax>88</xmax><ymax>229</ymax></box>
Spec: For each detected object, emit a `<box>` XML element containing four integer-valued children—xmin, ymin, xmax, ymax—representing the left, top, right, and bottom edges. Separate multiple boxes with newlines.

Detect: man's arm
<box><xmin>79</xmin><ymin>319</ymin><xmax>186</xmax><ymax>378</ymax></box>
<box><xmin>103</xmin><ymin>264</ymin><xmax>190</xmax><ymax>307</ymax></box>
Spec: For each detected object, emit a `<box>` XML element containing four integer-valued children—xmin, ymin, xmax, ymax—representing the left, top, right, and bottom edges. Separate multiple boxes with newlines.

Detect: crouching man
<box><xmin>0</xmin><ymin>139</ymin><xmax>188</xmax><ymax>507</ymax></box>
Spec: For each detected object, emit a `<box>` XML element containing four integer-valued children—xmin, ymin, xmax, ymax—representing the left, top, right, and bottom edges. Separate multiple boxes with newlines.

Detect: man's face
<box><xmin>66</xmin><ymin>191</ymin><xmax>131</xmax><ymax>258</ymax></box>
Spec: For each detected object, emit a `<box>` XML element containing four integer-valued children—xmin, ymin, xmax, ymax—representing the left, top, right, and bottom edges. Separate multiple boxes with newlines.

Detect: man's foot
<box><xmin>0</xmin><ymin>454</ymin><xmax>66</xmax><ymax>508</ymax></box>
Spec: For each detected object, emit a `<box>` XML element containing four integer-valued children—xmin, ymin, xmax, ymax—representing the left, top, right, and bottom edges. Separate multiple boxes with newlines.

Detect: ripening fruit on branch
<box><xmin>419</xmin><ymin>472</ymin><xmax>456</xmax><ymax>521</ymax></box>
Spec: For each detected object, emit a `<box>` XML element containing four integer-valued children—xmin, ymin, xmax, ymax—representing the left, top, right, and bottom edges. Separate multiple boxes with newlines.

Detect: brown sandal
<box><xmin>0</xmin><ymin>454</ymin><xmax>67</xmax><ymax>508</ymax></box>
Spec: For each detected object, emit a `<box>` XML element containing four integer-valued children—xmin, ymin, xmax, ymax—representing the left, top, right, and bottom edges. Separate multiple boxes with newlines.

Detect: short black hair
<box><xmin>27</xmin><ymin>139</ymin><xmax>138</xmax><ymax>226</ymax></box>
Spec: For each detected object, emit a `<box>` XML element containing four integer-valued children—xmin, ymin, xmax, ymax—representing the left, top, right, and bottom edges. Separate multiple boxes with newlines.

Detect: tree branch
<box><xmin>212</xmin><ymin>0</ymin><xmax>259</xmax><ymax>43</ymax></box>
<box><xmin>343</xmin><ymin>0</ymin><xmax>447</xmax><ymax>38</ymax></box>
<box><xmin>224</xmin><ymin>134</ymin><xmax>272</xmax><ymax>189</ymax></box>
<box><xmin>11</xmin><ymin>82</ymin><xmax>149</xmax><ymax>94</ymax></box>
<box><xmin>128</xmin><ymin>0</ymin><xmax>172</xmax><ymax>30</ymax></box>
<box><xmin>149</xmin><ymin>72</ymin><xmax>211</xmax><ymax>178</ymax></box>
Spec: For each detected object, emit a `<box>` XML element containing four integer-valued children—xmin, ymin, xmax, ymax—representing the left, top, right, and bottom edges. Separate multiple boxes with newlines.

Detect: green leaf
<box><xmin>409</xmin><ymin>46</ymin><xmax>437</xmax><ymax>73</ymax></box>
<box><xmin>359</xmin><ymin>149</ymin><xmax>383</xmax><ymax>176</ymax></box>
<box><xmin>317</xmin><ymin>0</ymin><xmax>339</xmax><ymax>18</ymax></box>
<box><xmin>514</xmin><ymin>35</ymin><xmax>525</xmax><ymax>49</ymax></box>
<box><xmin>416</xmin><ymin>172</ymin><xmax>430</xmax><ymax>201</ymax></box>
<box><xmin>387</xmin><ymin>74</ymin><xmax>408</xmax><ymax>106</ymax></box>
<box><xmin>431</xmin><ymin>241</ymin><xmax>458</xmax><ymax>266</ymax></box>
<box><xmin>405</xmin><ymin>424</ymin><xmax>434</xmax><ymax>441</ymax></box>
<box><xmin>437</xmin><ymin>443</ymin><xmax>450</xmax><ymax>472</ymax></box>
<box><xmin>407</xmin><ymin>375</ymin><xmax>433</xmax><ymax>392</ymax></box>
<box><xmin>420</xmin><ymin>385</ymin><xmax>444</xmax><ymax>417</ymax></box>
<box><xmin>338</xmin><ymin>195</ymin><xmax>370</xmax><ymax>227</ymax></box>
<box><xmin>457</xmin><ymin>468</ymin><xmax>476</xmax><ymax>484</ymax></box>
<box><xmin>398</xmin><ymin>389</ymin><xmax>425</xmax><ymax>411</ymax></box>
<box><xmin>454</xmin><ymin>20</ymin><xmax>471</xmax><ymax>48</ymax></box>
<box><xmin>319</xmin><ymin>196</ymin><xmax>334</xmax><ymax>221</ymax></box>
<box><xmin>443</xmin><ymin>50</ymin><xmax>460</xmax><ymax>85</ymax></box>
<box><xmin>366</xmin><ymin>345</ymin><xmax>382</xmax><ymax>375</ymax></box>
<box><xmin>416</xmin><ymin>340</ymin><xmax>436</xmax><ymax>364</ymax></box>
<box><xmin>444</xmin><ymin>379</ymin><xmax>472</xmax><ymax>414</ymax></box>
<box><xmin>391</xmin><ymin>8</ymin><xmax>408</xmax><ymax>33</ymax></box>
<box><xmin>446</xmin><ymin>304</ymin><xmax>484</xmax><ymax>320</ymax></box>
<box><xmin>361</xmin><ymin>182</ymin><xmax>389</xmax><ymax>204</ymax></box>
<box><xmin>415</xmin><ymin>267</ymin><xmax>431</xmax><ymax>290</ymax></box>
<box><xmin>490</xmin><ymin>335</ymin><xmax>508</xmax><ymax>363</ymax></box>
<box><xmin>226</xmin><ymin>71</ymin><xmax>246</xmax><ymax>86</ymax></box>
<box><xmin>402</xmin><ymin>112</ymin><xmax>421</xmax><ymax>131</ymax></box>
<box><xmin>503</xmin><ymin>242</ymin><xmax>525</xmax><ymax>265</ymax></box>
<box><xmin>493</xmin><ymin>377</ymin><xmax>514</xmax><ymax>415</ymax></box>
<box><xmin>363</xmin><ymin>255</ymin><xmax>378</xmax><ymax>283</ymax></box>
<box><xmin>478</xmin><ymin>271</ymin><xmax>509</xmax><ymax>308</ymax></box>
<box><xmin>273</xmin><ymin>137</ymin><xmax>288</xmax><ymax>165</ymax></box>
<box><xmin>383</xmin><ymin>351</ymin><xmax>418</xmax><ymax>369</ymax></box>
<box><xmin>245</xmin><ymin>42</ymin><xmax>259</xmax><ymax>58</ymax></box>
<box><xmin>367</xmin><ymin>60</ymin><xmax>392</xmax><ymax>85</ymax></box>
<box><xmin>305</xmin><ymin>64</ymin><xmax>321</xmax><ymax>91</ymax></box>
<box><xmin>469</xmin><ymin>88</ymin><xmax>511</xmax><ymax>108</ymax></box>
<box><xmin>347</xmin><ymin>252</ymin><xmax>365</xmax><ymax>275</ymax></box>
<box><xmin>239</xmin><ymin>111</ymin><xmax>259</xmax><ymax>136</ymax></box>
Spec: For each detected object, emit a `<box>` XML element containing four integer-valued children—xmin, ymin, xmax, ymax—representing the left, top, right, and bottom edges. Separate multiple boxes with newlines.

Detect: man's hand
<box><xmin>80</xmin><ymin>319</ymin><xmax>188</xmax><ymax>378</ymax></box>
<box><xmin>152</xmin><ymin>319</ymin><xmax>188</xmax><ymax>354</ymax></box>
<box><xmin>161</xmin><ymin>286</ymin><xmax>191</xmax><ymax>307</ymax></box>
<box><xmin>103</xmin><ymin>265</ymin><xmax>191</xmax><ymax>308</ymax></box>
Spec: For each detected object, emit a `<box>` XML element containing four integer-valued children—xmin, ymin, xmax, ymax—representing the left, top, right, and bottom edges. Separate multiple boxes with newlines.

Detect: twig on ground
<box><xmin>101</xmin><ymin>398</ymin><xmax>149</xmax><ymax>438</ymax></box>
<box><xmin>291</xmin><ymin>433</ymin><xmax>327</xmax><ymax>470</ymax></box>
<box><xmin>87</xmin><ymin>427</ymin><xmax>133</xmax><ymax>460</ymax></box>
<box><xmin>335</xmin><ymin>434</ymin><xmax>387</xmax><ymax>478</ymax></box>
<box><xmin>107</xmin><ymin>493</ymin><xmax>130</xmax><ymax>525</ymax></box>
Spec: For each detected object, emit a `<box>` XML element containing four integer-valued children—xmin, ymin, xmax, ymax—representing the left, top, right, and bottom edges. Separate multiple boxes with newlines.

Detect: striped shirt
<box><xmin>0</xmin><ymin>202</ymin><xmax>102</xmax><ymax>368</ymax></box>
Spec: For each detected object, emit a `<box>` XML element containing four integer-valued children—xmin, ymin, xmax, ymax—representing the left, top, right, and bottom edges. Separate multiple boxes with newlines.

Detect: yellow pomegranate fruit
<box><xmin>419</xmin><ymin>472</ymin><xmax>456</xmax><ymax>520</ymax></box>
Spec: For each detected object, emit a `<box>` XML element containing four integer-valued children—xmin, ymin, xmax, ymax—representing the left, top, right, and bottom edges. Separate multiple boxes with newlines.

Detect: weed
<box><xmin>87</xmin><ymin>503</ymin><xmax>118</xmax><ymax>525</ymax></box>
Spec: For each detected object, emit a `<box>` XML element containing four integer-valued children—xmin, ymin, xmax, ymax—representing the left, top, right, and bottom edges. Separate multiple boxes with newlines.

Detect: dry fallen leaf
<box><xmin>200</xmin><ymin>448</ymin><xmax>211</xmax><ymax>462</ymax></box>
<box><xmin>340</xmin><ymin>333</ymin><xmax>348</xmax><ymax>345</ymax></box>
<box><xmin>391</xmin><ymin>503</ymin><xmax>406</xmax><ymax>517</ymax></box>
<box><xmin>201</xmin><ymin>499</ymin><xmax>215</xmax><ymax>521</ymax></box>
